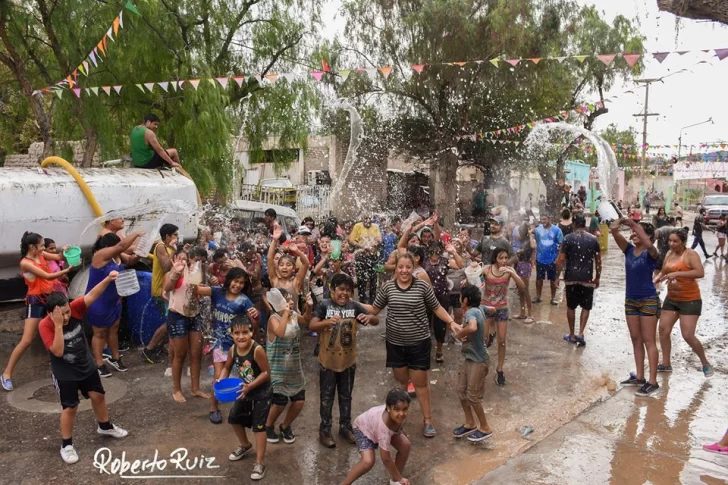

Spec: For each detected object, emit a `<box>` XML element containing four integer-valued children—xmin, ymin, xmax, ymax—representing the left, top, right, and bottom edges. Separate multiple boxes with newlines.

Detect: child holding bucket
<box><xmin>218</xmin><ymin>315</ymin><xmax>271</xmax><ymax>481</ymax></box>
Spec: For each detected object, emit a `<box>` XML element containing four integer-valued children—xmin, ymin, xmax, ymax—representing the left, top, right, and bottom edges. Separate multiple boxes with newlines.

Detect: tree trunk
<box><xmin>430</xmin><ymin>151</ymin><xmax>459</xmax><ymax>229</ymax></box>
<box><xmin>657</xmin><ymin>0</ymin><xmax>728</xmax><ymax>24</ymax></box>
<box><xmin>82</xmin><ymin>129</ymin><xmax>97</xmax><ymax>167</ymax></box>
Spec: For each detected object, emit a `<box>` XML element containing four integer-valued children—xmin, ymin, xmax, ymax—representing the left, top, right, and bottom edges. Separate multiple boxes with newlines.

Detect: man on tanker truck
<box><xmin>130</xmin><ymin>114</ymin><xmax>181</xmax><ymax>169</ymax></box>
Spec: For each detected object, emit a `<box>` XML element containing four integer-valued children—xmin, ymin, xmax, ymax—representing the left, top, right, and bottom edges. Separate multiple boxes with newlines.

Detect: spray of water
<box><xmin>330</xmin><ymin>98</ymin><xmax>364</xmax><ymax>213</ymax></box>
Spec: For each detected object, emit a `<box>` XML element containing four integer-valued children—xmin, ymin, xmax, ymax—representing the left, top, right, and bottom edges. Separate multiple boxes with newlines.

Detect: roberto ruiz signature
<box><xmin>93</xmin><ymin>447</ymin><xmax>223</xmax><ymax>479</ymax></box>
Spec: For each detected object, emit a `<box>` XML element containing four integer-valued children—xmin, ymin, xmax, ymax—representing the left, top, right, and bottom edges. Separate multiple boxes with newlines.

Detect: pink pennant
<box><xmin>177</xmin><ymin>81</ymin><xmax>185</xmax><ymax>89</ymax></box>
<box><xmin>622</xmin><ymin>53</ymin><xmax>641</xmax><ymax>67</ymax></box>
<box><xmin>113</xmin><ymin>85</ymin><xmax>122</xmax><ymax>94</ymax></box>
<box><xmin>215</xmin><ymin>77</ymin><xmax>229</xmax><ymax>88</ymax></box>
<box><xmin>505</xmin><ymin>59</ymin><xmax>520</xmax><ymax>67</ymax></box>
<box><xmin>102</xmin><ymin>86</ymin><xmax>111</xmax><ymax>96</ymax></box>
<box><xmin>412</xmin><ymin>65</ymin><xmax>424</xmax><ymax>73</ymax></box>
<box><xmin>652</xmin><ymin>52</ymin><xmax>669</xmax><ymax>63</ymax></box>
<box><xmin>713</xmin><ymin>48</ymin><xmax>728</xmax><ymax>60</ymax></box>
<box><xmin>310</xmin><ymin>71</ymin><xmax>324</xmax><ymax>82</ymax></box>
<box><xmin>597</xmin><ymin>54</ymin><xmax>616</xmax><ymax>66</ymax></box>
<box><xmin>72</xmin><ymin>88</ymin><xmax>81</xmax><ymax>98</ymax></box>
<box><xmin>264</xmin><ymin>74</ymin><xmax>278</xmax><ymax>84</ymax></box>
<box><xmin>233</xmin><ymin>76</ymin><xmax>245</xmax><ymax>87</ymax></box>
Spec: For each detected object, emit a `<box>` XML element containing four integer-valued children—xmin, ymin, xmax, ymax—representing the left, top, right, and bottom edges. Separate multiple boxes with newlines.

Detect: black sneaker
<box><xmin>495</xmin><ymin>370</ymin><xmax>506</xmax><ymax>386</ymax></box>
<box><xmin>280</xmin><ymin>425</ymin><xmax>296</xmax><ymax>444</ymax></box>
<box><xmin>98</xmin><ymin>364</ymin><xmax>112</xmax><ymax>378</ymax></box>
<box><xmin>105</xmin><ymin>357</ymin><xmax>128</xmax><ymax>372</ymax></box>
<box><xmin>635</xmin><ymin>382</ymin><xmax>660</xmax><ymax>397</ymax></box>
<box><xmin>620</xmin><ymin>373</ymin><xmax>645</xmax><ymax>386</ymax></box>
<box><xmin>265</xmin><ymin>426</ymin><xmax>280</xmax><ymax>443</ymax></box>
<box><xmin>486</xmin><ymin>332</ymin><xmax>496</xmax><ymax>348</ymax></box>
<box><xmin>141</xmin><ymin>348</ymin><xmax>159</xmax><ymax>364</ymax></box>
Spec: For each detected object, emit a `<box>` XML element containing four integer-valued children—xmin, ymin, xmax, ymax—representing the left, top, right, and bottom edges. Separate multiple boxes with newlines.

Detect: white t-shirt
<box><xmin>353</xmin><ymin>405</ymin><xmax>401</xmax><ymax>451</ymax></box>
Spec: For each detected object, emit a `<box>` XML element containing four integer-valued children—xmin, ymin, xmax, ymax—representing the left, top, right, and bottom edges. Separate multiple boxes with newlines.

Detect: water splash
<box><xmin>525</xmin><ymin>122</ymin><xmax>619</xmax><ymax>201</ymax></box>
<box><xmin>329</xmin><ymin>98</ymin><xmax>364</xmax><ymax>213</ymax></box>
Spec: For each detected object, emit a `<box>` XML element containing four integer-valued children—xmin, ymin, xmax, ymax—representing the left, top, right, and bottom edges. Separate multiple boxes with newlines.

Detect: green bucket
<box><xmin>63</xmin><ymin>246</ymin><xmax>82</xmax><ymax>266</ymax></box>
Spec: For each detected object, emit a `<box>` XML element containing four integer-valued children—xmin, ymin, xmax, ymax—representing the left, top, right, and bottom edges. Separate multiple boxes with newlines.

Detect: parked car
<box><xmin>228</xmin><ymin>200</ymin><xmax>301</xmax><ymax>238</ymax></box>
<box><xmin>700</xmin><ymin>195</ymin><xmax>728</xmax><ymax>226</ymax></box>
<box><xmin>259</xmin><ymin>178</ymin><xmax>297</xmax><ymax>206</ymax></box>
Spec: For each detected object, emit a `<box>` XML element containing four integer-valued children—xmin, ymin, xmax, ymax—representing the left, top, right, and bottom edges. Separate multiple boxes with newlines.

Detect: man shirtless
<box><xmin>130</xmin><ymin>114</ymin><xmax>181</xmax><ymax>169</ymax></box>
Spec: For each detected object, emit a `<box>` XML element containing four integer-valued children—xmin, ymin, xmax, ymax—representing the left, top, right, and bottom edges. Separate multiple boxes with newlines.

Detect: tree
<box><xmin>658</xmin><ymin>0</ymin><xmax>728</xmax><ymax>25</ymax></box>
<box><xmin>0</xmin><ymin>0</ymin><xmax>321</xmax><ymax>198</ymax></box>
<box><xmin>338</xmin><ymin>0</ymin><xmax>643</xmax><ymax>225</ymax></box>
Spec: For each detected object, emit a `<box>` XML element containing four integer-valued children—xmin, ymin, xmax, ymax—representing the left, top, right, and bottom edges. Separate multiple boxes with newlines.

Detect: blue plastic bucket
<box><xmin>214</xmin><ymin>378</ymin><xmax>244</xmax><ymax>403</ymax></box>
<box><xmin>63</xmin><ymin>246</ymin><xmax>82</xmax><ymax>266</ymax></box>
<box><xmin>125</xmin><ymin>271</ymin><xmax>165</xmax><ymax>346</ymax></box>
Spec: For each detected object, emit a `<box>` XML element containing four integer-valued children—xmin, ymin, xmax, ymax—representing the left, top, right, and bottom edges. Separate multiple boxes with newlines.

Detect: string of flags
<box><xmin>32</xmin><ymin>1</ymin><xmax>141</xmax><ymax>97</ymax></box>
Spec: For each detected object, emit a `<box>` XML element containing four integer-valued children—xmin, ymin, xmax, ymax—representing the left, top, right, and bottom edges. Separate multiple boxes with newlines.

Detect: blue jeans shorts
<box><xmin>166</xmin><ymin>311</ymin><xmax>202</xmax><ymax>339</ymax></box>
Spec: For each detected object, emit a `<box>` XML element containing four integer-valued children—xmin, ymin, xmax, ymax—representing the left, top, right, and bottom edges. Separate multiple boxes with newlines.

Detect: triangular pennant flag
<box><xmin>364</xmin><ymin>68</ymin><xmax>378</xmax><ymax>82</ymax></box>
<box><xmin>93</xmin><ymin>47</ymin><xmax>103</xmax><ymax>63</ymax></box>
<box><xmin>489</xmin><ymin>59</ymin><xmax>500</xmax><ymax>67</ymax></box>
<box><xmin>72</xmin><ymin>88</ymin><xmax>81</xmax><ymax>98</ymax></box>
<box><xmin>622</xmin><ymin>53</ymin><xmax>641</xmax><ymax>67</ymax></box>
<box><xmin>83</xmin><ymin>60</ymin><xmax>90</xmax><ymax>74</ymax></box>
<box><xmin>675</xmin><ymin>50</ymin><xmax>688</xmax><ymax>55</ymax></box>
<box><xmin>144</xmin><ymin>82</ymin><xmax>155</xmax><ymax>92</ymax></box>
<box><xmin>102</xmin><ymin>86</ymin><xmax>111</xmax><ymax>96</ymax></box>
<box><xmin>97</xmin><ymin>40</ymin><xmax>106</xmax><ymax>55</ymax></box>
<box><xmin>411</xmin><ymin>64</ymin><xmax>425</xmax><ymax>73</ymax></box>
<box><xmin>89</xmin><ymin>51</ymin><xmax>98</xmax><ymax>67</ymax></box>
<box><xmin>113</xmin><ymin>17</ymin><xmax>121</xmax><ymax>35</ymax></box>
<box><xmin>453</xmin><ymin>62</ymin><xmax>467</xmax><ymax>67</ymax></box>
<box><xmin>505</xmin><ymin>59</ymin><xmax>520</xmax><ymax>67</ymax></box>
<box><xmin>106</xmin><ymin>27</ymin><xmax>114</xmax><ymax>42</ymax></box>
<box><xmin>136</xmin><ymin>84</ymin><xmax>145</xmax><ymax>92</ymax></box>
<box><xmin>554</xmin><ymin>56</ymin><xmax>567</xmax><ymax>63</ymax></box>
<box><xmin>177</xmin><ymin>81</ymin><xmax>185</xmax><ymax>89</ymax></box>
<box><xmin>215</xmin><ymin>77</ymin><xmax>229</xmax><ymax>88</ymax></box>
<box><xmin>597</xmin><ymin>54</ymin><xmax>616</xmax><ymax>66</ymax></box>
<box><xmin>55</xmin><ymin>89</ymin><xmax>63</xmax><ymax>99</ymax></box>
<box><xmin>103</xmin><ymin>35</ymin><xmax>108</xmax><ymax>51</ymax></box>
<box><xmin>527</xmin><ymin>58</ymin><xmax>542</xmax><ymax>64</ymax></box>
<box><xmin>338</xmin><ymin>70</ymin><xmax>351</xmax><ymax>82</ymax></box>
<box><xmin>322</xmin><ymin>59</ymin><xmax>330</xmax><ymax>72</ymax></box>
<box><xmin>573</xmin><ymin>55</ymin><xmax>588</xmax><ymax>63</ymax></box>
<box><xmin>310</xmin><ymin>71</ymin><xmax>324</xmax><ymax>82</ymax></box>
<box><xmin>67</xmin><ymin>76</ymin><xmax>74</xmax><ymax>89</ymax></box>
<box><xmin>158</xmin><ymin>81</ymin><xmax>169</xmax><ymax>92</ymax></box>
<box><xmin>119</xmin><ymin>10</ymin><xmax>124</xmax><ymax>28</ymax></box>
<box><xmin>713</xmin><ymin>48</ymin><xmax>728</xmax><ymax>61</ymax></box>
<box><xmin>113</xmin><ymin>85</ymin><xmax>122</xmax><ymax>94</ymax></box>
<box><xmin>232</xmin><ymin>76</ymin><xmax>245</xmax><ymax>87</ymax></box>
<box><xmin>378</xmin><ymin>66</ymin><xmax>392</xmax><ymax>79</ymax></box>
<box><xmin>264</xmin><ymin>74</ymin><xmax>278</xmax><ymax>84</ymax></box>
<box><xmin>652</xmin><ymin>52</ymin><xmax>669</xmax><ymax>63</ymax></box>
<box><xmin>90</xmin><ymin>87</ymin><xmax>99</xmax><ymax>96</ymax></box>
<box><xmin>189</xmin><ymin>79</ymin><xmax>200</xmax><ymax>90</ymax></box>
<box><xmin>125</xmin><ymin>0</ymin><xmax>141</xmax><ymax>16</ymax></box>
<box><xmin>78</xmin><ymin>63</ymin><xmax>87</xmax><ymax>77</ymax></box>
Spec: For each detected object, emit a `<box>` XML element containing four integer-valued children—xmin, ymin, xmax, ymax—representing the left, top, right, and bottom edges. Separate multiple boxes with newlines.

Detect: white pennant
<box><xmin>215</xmin><ymin>77</ymin><xmax>229</xmax><ymax>89</ymax></box>
<box><xmin>113</xmin><ymin>85</ymin><xmax>122</xmax><ymax>94</ymax></box>
<box><xmin>102</xmin><ymin>86</ymin><xmax>111</xmax><ymax>96</ymax></box>
<box><xmin>158</xmin><ymin>81</ymin><xmax>169</xmax><ymax>92</ymax></box>
<box><xmin>144</xmin><ymin>82</ymin><xmax>155</xmax><ymax>92</ymax></box>
<box><xmin>119</xmin><ymin>10</ymin><xmax>123</xmax><ymax>29</ymax></box>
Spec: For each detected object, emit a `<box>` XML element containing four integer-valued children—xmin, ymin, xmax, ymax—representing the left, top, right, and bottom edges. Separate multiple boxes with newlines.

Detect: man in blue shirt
<box><xmin>534</xmin><ymin>214</ymin><xmax>564</xmax><ymax>305</ymax></box>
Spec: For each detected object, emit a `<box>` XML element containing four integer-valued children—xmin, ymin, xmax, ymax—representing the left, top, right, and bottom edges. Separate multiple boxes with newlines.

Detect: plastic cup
<box><xmin>63</xmin><ymin>246</ymin><xmax>82</xmax><ymax>266</ymax></box>
<box><xmin>330</xmin><ymin>240</ymin><xmax>342</xmax><ymax>260</ymax></box>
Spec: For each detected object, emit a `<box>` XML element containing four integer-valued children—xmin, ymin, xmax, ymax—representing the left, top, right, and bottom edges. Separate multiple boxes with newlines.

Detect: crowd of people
<box><xmin>0</xmin><ymin>194</ymin><xmax>721</xmax><ymax>481</ymax></box>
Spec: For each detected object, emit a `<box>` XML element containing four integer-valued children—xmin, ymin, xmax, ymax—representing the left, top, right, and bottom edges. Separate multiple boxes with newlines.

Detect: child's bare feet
<box><xmin>172</xmin><ymin>391</ymin><xmax>187</xmax><ymax>403</ymax></box>
<box><xmin>191</xmin><ymin>390</ymin><xmax>211</xmax><ymax>399</ymax></box>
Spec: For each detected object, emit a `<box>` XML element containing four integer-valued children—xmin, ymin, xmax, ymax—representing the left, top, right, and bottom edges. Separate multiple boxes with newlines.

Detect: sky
<box><xmin>320</xmin><ymin>0</ymin><xmax>728</xmax><ymax>154</ymax></box>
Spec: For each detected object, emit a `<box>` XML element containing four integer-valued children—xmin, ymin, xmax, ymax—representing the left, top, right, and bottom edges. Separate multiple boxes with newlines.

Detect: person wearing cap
<box><xmin>349</xmin><ymin>217</ymin><xmax>382</xmax><ymax>304</ymax></box>
<box><xmin>474</xmin><ymin>216</ymin><xmax>513</xmax><ymax>266</ymax></box>
<box><xmin>533</xmin><ymin>214</ymin><xmax>564</xmax><ymax>305</ymax></box>
<box><xmin>293</xmin><ymin>225</ymin><xmax>315</xmax><ymax>267</ymax></box>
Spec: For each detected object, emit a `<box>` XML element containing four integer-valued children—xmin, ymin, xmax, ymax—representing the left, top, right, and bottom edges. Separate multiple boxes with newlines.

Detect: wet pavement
<box><xmin>0</xmin><ymin>228</ymin><xmax>726</xmax><ymax>484</ymax></box>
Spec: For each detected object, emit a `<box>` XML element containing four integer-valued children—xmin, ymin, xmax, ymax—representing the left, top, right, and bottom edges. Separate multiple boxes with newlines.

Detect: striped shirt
<box><xmin>373</xmin><ymin>279</ymin><xmax>441</xmax><ymax>346</ymax></box>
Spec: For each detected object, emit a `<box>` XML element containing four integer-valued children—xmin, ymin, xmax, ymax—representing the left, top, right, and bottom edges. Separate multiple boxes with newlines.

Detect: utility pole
<box><xmin>633</xmin><ymin>79</ymin><xmax>661</xmax><ymax>206</ymax></box>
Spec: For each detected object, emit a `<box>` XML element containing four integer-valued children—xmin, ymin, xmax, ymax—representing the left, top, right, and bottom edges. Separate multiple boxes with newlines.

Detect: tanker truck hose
<box><xmin>40</xmin><ymin>157</ymin><xmax>104</xmax><ymax>218</ymax></box>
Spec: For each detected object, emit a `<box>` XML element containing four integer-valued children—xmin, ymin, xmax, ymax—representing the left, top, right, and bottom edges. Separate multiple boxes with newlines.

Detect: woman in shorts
<box><xmin>513</xmin><ymin>222</ymin><xmax>535</xmax><ymax>323</ymax></box>
<box><xmin>654</xmin><ymin>228</ymin><xmax>713</xmax><ymax>377</ymax></box>
<box><xmin>712</xmin><ymin>214</ymin><xmax>727</xmax><ymax>259</ymax></box>
<box><xmin>364</xmin><ymin>252</ymin><xmax>456</xmax><ymax>438</ymax></box>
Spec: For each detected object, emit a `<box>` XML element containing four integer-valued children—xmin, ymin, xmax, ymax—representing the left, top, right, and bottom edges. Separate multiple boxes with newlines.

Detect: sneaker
<box><xmin>703</xmin><ymin>365</ymin><xmax>714</xmax><ymax>377</ymax></box>
<box><xmin>452</xmin><ymin>425</ymin><xmax>477</xmax><ymax>438</ymax></box>
<box><xmin>657</xmin><ymin>364</ymin><xmax>672</xmax><ymax>373</ymax></box>
<box><xmin>98</xmin><ymin>364</ymin><xmax>112</xmax><ymax>378</ymax></box>
<box><xmin>532</xmin><ymin>297</ymin><xmax>542</xmax><ymax>303</ymax></box>
<box><xmin>423</xmin><ymin>422</ymin><xmax>437</xmax><ymax>438</ymax></box>
<box><xmin>467</xmin><ymin>430</ymin><xmax>494</xmax><ymax>442</ymax></box>
<box><xmin>620</xmin><ymin>373</ymin><xmax>646</xmax><ymax>386</ymax></box>
<box><xmin>60</xmin><ymin>445</ymin><xmax>79</xmax><ymax>464</ymax></box>
<box><xmin>435</xmin><ymin>352</ymin><xmax>444</xmax><ymax>364</ymax></box>
<box><xmin>251</xmin><ymin>462</ymin><xmax>267</xmax><ymax>480</ymax></box>
<box><xmin>164</xmin><ymin>367</ymin><xmax>173</xmax><ymax>377</ymax></box>
<box><xmin>105</xmin><ymin>357</ymin><xmax>128</xmax><ymax>372</ymax></box>
<box><xmin>495</xmin><ymin>370</ymin><xmax>506</xmax><ymax>386</ymax></box>
<box><xmin>339</xmin><ymin>427</ymin><xmax>356</xmax><ymax>445</ymax></box>
<box><xmin>280</xmin><ymin>425</ymin><xmax>296</xmax><ymax>444</ymax></box>
<box><xmin>97</xmin><ymin>424</ymin><xmax>128</xmax><ymax>439</ymax></box>
<box><xmin>141</xmin><ymin>348</ymin><xmax>159</xmax><ymax>364</ymax></box>
<box><xmin>319</xmin><ymin>431</ymin><xmax>336</xmax><ymax>448</ymax></box>
<box><xmin>0</xmin><ymin>375</ymin><xmax>13</xmax><ymax>392</ymax></box>
<box><xmin>550</xmin><ymin>298</ymin><xmax>558</xmax><ymax>305</ymax></box>
<box><xmin>635</xmin><ymin>382</ymin><xmax>660</xmax><ymax>397</ymax></box>
<box><xmin>407</xmin><ymin>380</ymin><xmax>416</xmax><ymax>397</ymax></box>
<box><xmin>228</xmin><ymin>444</ymin><xmax>252</xmax><ymax>461</ymax></box>
<box><xmin>209</xmin><ymin>410</ymin><xmax>223</xmax><ymax>425</ymax></box>
<box><xmin>266</xmin><ymin>426</ymin><xmax>280</xmax><ymax>443</ymax></box>
<box><xmin>102</xmin><ymin>347</ymin><xmax>112</xmax><ymax>359</ymax></box>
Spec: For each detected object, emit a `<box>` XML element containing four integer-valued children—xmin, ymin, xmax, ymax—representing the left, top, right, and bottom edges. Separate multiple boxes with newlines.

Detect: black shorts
<box><xmin>228</xmin><ymin>395</ymin><xmax>272</xmax><ymax>432</ymax></box>
<box><xmin>271</xmin><ymin>389</ymin><xmax>305</xmax><ymax>406</ymax></box>
<box><xmin>385</xmin><ymin>338</ymin><xmax>431</xmax><ymax>371</ymax></box>
<box><xmin>52</xmin><ymin>371</ymin><xmax>105</xmax><ymax>409</ymax></box>
<box><xmin>662</xmin><ymin>298</ymin><xmax>702</xmax><ymax>316</ymax></box>
<box><xmin>138</xmin><ymin>151</ymin><xmax>168</xmax><ymax>169</ymax></box>
<box><xmin>565</xmin><ymin>284</ymin><xmax>595</xmax><ymax>310</ymax></box>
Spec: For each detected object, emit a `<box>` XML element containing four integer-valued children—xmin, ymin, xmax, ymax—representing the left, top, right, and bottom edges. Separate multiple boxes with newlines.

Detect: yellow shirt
<box><xmin>349</xmin><ymin>223</ymin><xmax>382</xmax><ymax>247</ymax></box>
<box><xmin>151</xmin><ymin>241</ymin><xmax>175</xmax><ymax>297</ymax></box>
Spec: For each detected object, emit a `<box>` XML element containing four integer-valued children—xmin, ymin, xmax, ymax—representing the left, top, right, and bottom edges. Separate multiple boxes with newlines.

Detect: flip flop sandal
<box><xmin>563</xmin><ymin>334</ymin><xmax>577</xmax><ymax>344</ymax></box>
<box><xmin>523</xmin><ymin>317</ymin><xmax>535</xmax><ymax>324</ymax></box>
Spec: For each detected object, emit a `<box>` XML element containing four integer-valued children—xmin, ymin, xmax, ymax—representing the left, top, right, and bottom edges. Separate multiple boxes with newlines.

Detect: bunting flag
<box><xmin>339</xmin><ymin>70</ymin><xmax>351</xmax><ymax>82</ymax></box>
<box><xmin>653</xmin><ymin>52</ymin><xmax>669</xmax><ymax>63</ymax></box>
<box><xmin>113</xmin><ymin>85</ymin><xmax>122</xmax><ymax>94</ymax></box>
<box><xmin>125</xmin><ymin>0</ymin><xmax>141</xmax><ymax>16</ymax></box>
<box><xmin>90</xmin><ymin>87</ymin><xmax>99</xmax><ymax>96</ymax></box>
<box><xmin>310</xmin><ymin>71</ymin><xmax>324</xmax><ymax>82</ymax></box>
<box><xmin>158</xmin><ymin>81</ymin><xmax>169</xmax><ymax>92</ymax></box>
<box><xmin>233</xmin><ymin>76</ymin><xmax>245</xmax><ymax>87</ymax></box>
<box><xmin>143</xmin><ymin>82</ymin><xmax>155</xmax><ymax>92</ymax></box>
<box><xmin>527</xmin><ymin>58</ymin><xmax>542</xmax><ymax>64</ymax></box>
<box><xmin>412</xmin><ymin>64</ymin><xmax>425</xmax><ymax>73</ymax></box>
<box><xmin>489</xmin><ymin>59</ymin><xmax>500</xmax><ymax>67</ymax></box>
<box><xmin>102</xmin><ymin>86</ymin><xmax>111</xmax><ymax>96</ymax></box>
<box><xmin>73</xmin><ymin>88</ymin><xmax>81</xmax><ymax>98</ymax></box>
<box><xmin>379</xmin><ymin>66</ymin><xmax>392</xmax><ymax>79</ymax></box>
<box><xmin>189</xmin><ymin>79</ymin><xmax>201</xmax><ymax>90</ymax></box>
<box><xmin>573</xmin><ymin>55</ymin><xmax>588</xmax><ymax>63</ymax></box>
<box><xmin>322</xmin><ymin>59</ymin><xmax>331</xmax><ymax>72</ymax></box>
<box><xmin>215</xmin><ymin>77</ymin><xmax>230</xmax><ymax>88</ymax></box>
<box><xmin>135</xmin><ymin>84</ymin><xmax>145</xmax><ymax>92</ymax></box>
<box><xmin>622</xmin><ymin>53</ymin><xmax>641</xmax><ymax>67</ymax></box>
<box><xmin>597</xmin><ymin>54</ymin><xmax>616</xmax><ymax>66</ymax></box>
<box><xmin>505</xmin><ymin>59</ymin><xmax>520</xmax><ymax>67</ymax></box>
<box><xmin>714</xmin><ymin>48</ymin><xmax>728</xmax><ymax>61</ymax></box>
<box><xmin>264</xmin><ymin>74</ymin><xmax>278</xmax><ymax>85</ymax></box>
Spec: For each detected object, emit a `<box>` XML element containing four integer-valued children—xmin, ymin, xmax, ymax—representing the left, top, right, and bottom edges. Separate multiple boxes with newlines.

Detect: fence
<box><xmin>238</xmin><ymin>184</ymin><xmax>332</xmax><ymax>221</ymax></box>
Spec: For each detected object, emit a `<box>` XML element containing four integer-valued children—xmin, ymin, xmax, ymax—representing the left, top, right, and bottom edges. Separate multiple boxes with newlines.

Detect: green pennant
<box><xmin>91</xmin><ymin>87</ymin><xmax>99</xmax><ymax>96</ymax></box>
<box><xmin>339</xmin><ymin>70</ymin><xmax>351</xmax><ymax>82</ymax></box>
<box><xmin>136</xmin><ymin>84</ymin><xmax>145</xmax><ymax>92</ymax></box>
<box><xmin>124</xmin><ymin>0</ymin><xmax>141</xmax><ymax>16</ymax></box>
<box><xmin>54</xmin><ymin>89</ymin><xmax>63</xmax><ymax>99</ymax></box>
<box><xmin>489</xmin><ymin>59</ymin><xmax>500</xmax><ymax>68</ymax></box>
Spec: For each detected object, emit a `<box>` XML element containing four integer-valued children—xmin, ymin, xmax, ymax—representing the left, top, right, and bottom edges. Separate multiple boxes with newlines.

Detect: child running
<box><xmin>310</xmin><ymin>273</ymin><xmax>378</xmax><ymax>448</ymax></box>
<box><xmin>219</xmin><ymin>316</ymin><xmax>271</xmax><ymax>481</ymax></box>
<box><xmin>449</xmin><ymin>284</ymin><xmax>494</xmax><ymax>442</ymax></box>
<box><xmin>195</xmin><ymin>267</ymin><xmax>260</xmax><ymax>424</ymax></box>
<box><xmin>339</xmin><ymin>389</ymin><xmax>412</xmax><ymax>485</ymax></box>
<box><xmin>38</xmin><ymin>271</ymin><xmax>128</xmax><ymax>464</ymax></box>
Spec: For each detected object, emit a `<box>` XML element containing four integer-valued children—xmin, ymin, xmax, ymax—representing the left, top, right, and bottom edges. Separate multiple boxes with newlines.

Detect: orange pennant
<box><xmin>527</xmin><ymin>58</ymin><xmax>542</xmax><ymax>64</ymax></box>
<box><xmin>97</xmin><ymin>40</ymin><xmax>106</xmax><ymax>55</ymax></box>
<box><xmin>113</xmin><ymin>17</ymin><xmax>120</xmax><ymax>36</ymax></box>
<box><xmin>378</xmin><ymin>66</ymin><xmax>392</xmax><ymax>79</ymax></box>
<box><xmin>453</xmin><ymin>62</ymin><xmax>467</xmax><ymax>67</ymax></box>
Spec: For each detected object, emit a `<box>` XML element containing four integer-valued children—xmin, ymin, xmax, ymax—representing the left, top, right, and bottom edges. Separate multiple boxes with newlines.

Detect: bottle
<box><xmin>266</xmin><ymin>288</ymin><xmax>288</xmax><ymax>313</ymax></box>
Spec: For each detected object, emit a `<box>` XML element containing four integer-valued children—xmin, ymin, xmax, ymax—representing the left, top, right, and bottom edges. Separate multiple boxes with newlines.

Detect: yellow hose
<box><xmin>40</xmin><ymin>156</ymin><xmax>104</xmax><ymax>217</ymax></box>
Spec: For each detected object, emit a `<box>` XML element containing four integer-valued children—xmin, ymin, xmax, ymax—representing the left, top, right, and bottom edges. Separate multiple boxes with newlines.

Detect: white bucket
<box><xmin>464</xmin><ymin>264</ymin><xmax>483</xmax><ymax>287</ymax></box>
<box><xmin>116</xmin><ymin>269</ymin><xmax>140</xmax><ymax>297</ymax></box>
